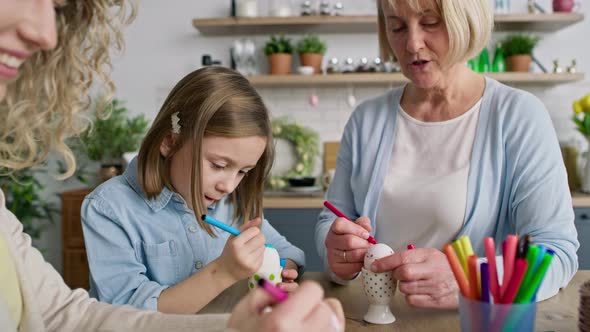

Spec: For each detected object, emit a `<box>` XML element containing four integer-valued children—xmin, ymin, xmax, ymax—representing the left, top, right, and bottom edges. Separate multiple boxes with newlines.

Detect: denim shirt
<box><xmin>81</xmin><ymin>158</ymin><xmax>305</xmax><ymax>310</ymax></box>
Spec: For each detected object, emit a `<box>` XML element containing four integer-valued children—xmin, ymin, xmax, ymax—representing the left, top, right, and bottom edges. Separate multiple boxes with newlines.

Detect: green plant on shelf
<box><xmin>296</xmin><ymin>35</ymin><xmax>327</xmax><ymax>55</ymax></box>
<box><xmin>501</xmin><ymin>34</ymin><xmax>540</xmax><ymax>57</ymax></box>
<box><xmin>264</xmin><ymin>34</ymin><xmax>294</xmax><ymax>55</ymax></box>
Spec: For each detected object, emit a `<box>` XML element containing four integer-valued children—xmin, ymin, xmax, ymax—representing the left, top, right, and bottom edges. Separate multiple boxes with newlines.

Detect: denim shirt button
<box><xmin>195</xmin><ymin>261</ymin><xmax>203</xmax><ymax>269</ymax></box>
<box><xmin>189</xmin><ymin>226</ymin><xmax>197</xmax><ymax>233</ymax></box>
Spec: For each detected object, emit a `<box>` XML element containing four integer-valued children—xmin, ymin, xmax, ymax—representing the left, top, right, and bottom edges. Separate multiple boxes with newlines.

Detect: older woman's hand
<box><xmin>325</xmin><ymin>216</ymin><xmax>373</xmax><ymax>280</ymax></box>
<box><xmin>227</xmin><ymin>281</ymin><xmax>345</xmax><ymax>332</ymax></box>
<box><xmin>371</xmin><ymin>248</ymin><xmax>459</xmax><ymax>309</ymax></box>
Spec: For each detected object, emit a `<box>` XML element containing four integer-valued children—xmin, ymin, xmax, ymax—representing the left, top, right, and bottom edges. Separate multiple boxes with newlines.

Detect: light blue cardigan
<box><xmin>315</xmin><ymin>77</ymin><xmax>579</xmax><ymax>301</ymax></box>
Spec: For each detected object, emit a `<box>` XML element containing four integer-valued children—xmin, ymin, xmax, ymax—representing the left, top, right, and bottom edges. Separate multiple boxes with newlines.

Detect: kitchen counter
<box><xmin>263</xmin><ymin>191</ymin><xmax>590</xmax><ymax>209</ymax></box>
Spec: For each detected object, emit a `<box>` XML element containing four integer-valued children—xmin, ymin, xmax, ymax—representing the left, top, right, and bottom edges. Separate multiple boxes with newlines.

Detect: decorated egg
<box><xmin>364</xmin><ymin>243</ymin><xmax>394</xmax><ymax>270</ymax></box>
<box><xmin>248</xmin><ymin>245</ymin><xmax>283</xmax><ymax>290</ymax></box>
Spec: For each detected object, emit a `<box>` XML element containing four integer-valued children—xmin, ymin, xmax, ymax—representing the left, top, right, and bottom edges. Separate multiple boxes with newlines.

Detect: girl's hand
<box><xmin>216</xmin><ymin>218</ymin><xmax>266</xmax><ymax>282</ymax></box>
<box><xmin>277</xmin><ymin>259</ymin><xmax>299</xmax><ymax>292</ymax></box>
<box><xmin>325</xmin><ymin>216</ymin><xmax>372</xmax><ymax>280</ymax></box>
<box><xmin>371</xmin><ymin>247</ymin><xmax>459</xmax><ymax>309</ymax></box>
<box><xmin>227</xmin><ymin>281</ymin><xmax>345</xmax><ymax>332</ymax></box>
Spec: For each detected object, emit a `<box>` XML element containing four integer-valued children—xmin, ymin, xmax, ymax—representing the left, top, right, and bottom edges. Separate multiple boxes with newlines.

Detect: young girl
<box><xmin>81</xmin><ymin>66</ymin><xmax>305</xmax><ymax>314</ymax></box>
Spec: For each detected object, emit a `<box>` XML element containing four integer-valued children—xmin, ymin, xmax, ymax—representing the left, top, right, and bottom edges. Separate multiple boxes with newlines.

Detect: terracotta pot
<box><xmin>99</xmin><ymin>164</ymin><xmax>122</xmax><ymax>183</ymax></box>
<box><xmin>299</xmin><ymin>53</ymin><xmax>324</xmax><ymax>74</ymax></box>
<box><xmin>268</xmin><ymin>53</ymin><xmax>292</xmax><ymax>75</ymax></box>
<box><xmin>506</xmin><ymin>55</ymin><xmax>532</xmax><ymax>72</ymax></box>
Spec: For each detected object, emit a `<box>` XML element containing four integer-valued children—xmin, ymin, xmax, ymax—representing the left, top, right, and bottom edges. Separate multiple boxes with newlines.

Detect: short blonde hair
<box><xmin>137</xmin><ymin>67</ymin><xmax>273</xmax><ymax>236</ymax></box>
<box><xmin>0</xmin><ymin>1</ymin><xmax>136</xmax><ymax>177</ymax></box>
<box><xmin>378</xmin><ymin>0</ymin><xmax>493</xmax><ymax>66</ymax></box>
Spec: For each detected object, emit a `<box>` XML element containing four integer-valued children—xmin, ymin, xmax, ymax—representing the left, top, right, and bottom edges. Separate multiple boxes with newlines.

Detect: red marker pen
<box><xmin>323</xmin><ymin>201</ymin><xmax>377</xmax><ymax>244</ymax></box>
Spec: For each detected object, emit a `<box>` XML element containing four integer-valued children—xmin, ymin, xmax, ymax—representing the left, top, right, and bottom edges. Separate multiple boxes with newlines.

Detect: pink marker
<box><xmin>258</xmin><ymin>278</ymin><xmax>288</xmax><ymax>302</ymax></box>
<box><xmin>323</xmin><ymin>201</ymin><xmax>377</xmax><ymax>244</ymax></box>
<box><xmin>407</xmin><ymin>244</ymin><xmax>415</xmax><ymax>250</ymax></box>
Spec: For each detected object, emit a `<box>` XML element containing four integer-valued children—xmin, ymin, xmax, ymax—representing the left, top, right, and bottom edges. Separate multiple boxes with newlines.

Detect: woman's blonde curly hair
<box><xmin>0</xmin><ymin>0</ymin><xmax>136</xmax><ymax>178</ymax></box>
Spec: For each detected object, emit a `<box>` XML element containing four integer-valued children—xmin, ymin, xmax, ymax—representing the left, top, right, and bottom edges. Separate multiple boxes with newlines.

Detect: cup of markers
<box><xmin>443</xmin><ymin>234</ymin><xmax>554</xmax><ymax>332</ymax></box>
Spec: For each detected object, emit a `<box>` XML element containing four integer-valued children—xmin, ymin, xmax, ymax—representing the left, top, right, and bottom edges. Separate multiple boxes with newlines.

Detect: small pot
<box><xmin>506</xmin><ymin>54</ymin><xmax>532</xmax><ymax>72</ymax></box>
<box><xmin>287</xmin><ymin>177</ymin><xmax>316</xmax><ymax>187</ymax></box>
<box><xmin>299</xmin><ymin>53</ymin><xmax>324</xmax><ymax>74</ymax></box>
<box><xmin>99</xmin><ymin>164</ymin><xmax>123</xmax><ymax>183</ymax></box>
<box><xmin>268</xmin><ymin>53</ymin><xmax>292</xmax><ymax>75</ymax></box>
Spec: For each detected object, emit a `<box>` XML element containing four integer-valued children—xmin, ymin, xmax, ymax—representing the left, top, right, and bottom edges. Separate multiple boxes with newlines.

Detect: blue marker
<box><xmin>201</xmin><ymin>215</ymin><xmax>240</xmax><ymax>236</ymax></box>
<box><xmin>201</xmin><ymin>215</ymin><xmax>285</xmax><ymax>268</ymax></box>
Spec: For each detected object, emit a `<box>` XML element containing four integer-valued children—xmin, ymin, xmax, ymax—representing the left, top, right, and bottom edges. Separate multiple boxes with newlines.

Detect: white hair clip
<box><xmin>171</xmin><ymin>112</ymin><xmax>181</xmax><ymax>134</ymax></box>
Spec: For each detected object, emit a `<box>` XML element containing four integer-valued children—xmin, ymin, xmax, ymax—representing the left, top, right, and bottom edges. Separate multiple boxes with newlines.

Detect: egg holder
<box><xmin>361</xmin><ymin>267</ymin><xmax>396</xmax><ymax>324</ymax></box>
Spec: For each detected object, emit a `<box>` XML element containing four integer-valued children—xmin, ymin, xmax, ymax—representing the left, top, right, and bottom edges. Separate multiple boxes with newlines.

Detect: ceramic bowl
<box><xmin>287</xmin><ymin>177</ymin><xmax>316</xmax><ymax>187</ymax></box>
<box><xmin>297</xmin><ymin>66</ymin><xmax>314</xmax><ymax>75</ymax></box>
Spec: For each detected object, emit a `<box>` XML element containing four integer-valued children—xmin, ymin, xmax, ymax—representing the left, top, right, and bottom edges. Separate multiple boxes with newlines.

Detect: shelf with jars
<box><xmin>193</xmin><ymin>13</ymin><xmax>584</xmax><ymax>35</ymax></box>
<box><xmin>245</xmin><ymin>72</ymin><xmax>584</xmax><ymax>87</ymax></box>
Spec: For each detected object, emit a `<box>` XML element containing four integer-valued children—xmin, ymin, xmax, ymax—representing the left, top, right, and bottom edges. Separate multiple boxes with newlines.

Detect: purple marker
<box><xmin>480</xmin><ymin>262</ymin><xmax>490</xmax><ymax>303</ymax></box>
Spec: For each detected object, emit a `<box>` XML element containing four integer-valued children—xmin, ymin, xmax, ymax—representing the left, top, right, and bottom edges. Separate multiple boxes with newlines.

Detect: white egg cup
<box><xmin>361</xmin><ymin>267</ymin><xmax>396</xmax><ymax>324</ymax></box>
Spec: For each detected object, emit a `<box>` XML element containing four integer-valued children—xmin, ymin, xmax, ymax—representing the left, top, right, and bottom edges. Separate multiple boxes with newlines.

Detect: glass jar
<box><xmin>236</xmin><ymin>0</ymin><xmax>258</xmax><ymax>17</ymax></box>
<box><xmin>269</xmin><ymin>0</ymin><xmax>293</xmax><ymax>17</ymax></box>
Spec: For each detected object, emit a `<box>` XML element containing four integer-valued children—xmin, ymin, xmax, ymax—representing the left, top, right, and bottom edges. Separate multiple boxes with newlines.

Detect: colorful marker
<box><xmin>443</xmin><ymin>244</ymin><xmax>471</xmax><ymax>299</ymax></box>
<box><xmin>201</xmin><ymin>215</ymin><xmax>240</xmax><ymax>236</ymax></box>
<box><xmin>323</xmin><ymin>201</ymin><xmax>377</xmax><ymax>244</ymax></box>
<box><xmin>258</xmin><ymin>278</ymin><xmax>288</xmax><ymax>302</ymax></box>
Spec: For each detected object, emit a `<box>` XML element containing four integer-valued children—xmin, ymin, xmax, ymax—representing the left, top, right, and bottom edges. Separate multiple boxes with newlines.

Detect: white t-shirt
<box><xmin>376</xmin><ymin>99</ymin><xmax>482</xmax><ymax>252</ymax></box>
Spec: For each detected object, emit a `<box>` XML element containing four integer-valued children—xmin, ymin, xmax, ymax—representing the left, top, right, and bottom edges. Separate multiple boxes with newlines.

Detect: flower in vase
<box><xmin>572</xmin><ymin>93</ymin><xmax>590</xmax><ymax>136</ymax></box>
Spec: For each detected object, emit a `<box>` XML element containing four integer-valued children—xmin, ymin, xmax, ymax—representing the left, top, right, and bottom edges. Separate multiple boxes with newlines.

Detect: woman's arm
<box><xmin>505</xmin><ymin>93</ymin><xmax>579</xmax><ymax>300</ymax></box>
<box><xmin>1</xmin><ymin>193</ymin><xmax>233</xmax><ymax>331</ymax></box>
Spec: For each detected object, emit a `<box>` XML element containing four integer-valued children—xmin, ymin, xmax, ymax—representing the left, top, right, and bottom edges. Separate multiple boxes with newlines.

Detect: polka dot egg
<box><xmin>364</xmin><ymin>243</ymin><xmax>394</xmax><ymax>270</ymax></box>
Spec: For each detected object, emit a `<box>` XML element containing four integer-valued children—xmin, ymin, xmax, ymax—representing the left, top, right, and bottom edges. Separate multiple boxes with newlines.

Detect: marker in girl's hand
<box><xmin>201</xmin><ymin>215</ymin><xmax>241</xmax><ymax>236</ymax></box>
<box><xmin>258</xmin><ymin>278</ymin><xmax>288</xmax><ymax>302</ymax></box>
<box><xmin>323</xmin><ymin>201</ymin><xmax>377</xmax><ymax>244</ymax></box>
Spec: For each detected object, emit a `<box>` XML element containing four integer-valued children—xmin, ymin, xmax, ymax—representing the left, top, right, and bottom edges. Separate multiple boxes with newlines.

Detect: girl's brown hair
<box><xmin>138</xmin><ymin>67</ymin><xmax>274</xmax><ymax>235</ymax></box>
<box><xmin>0</xmin><ymin>1</ymin><xmax>136</xmax><ymax>177</ymax></box>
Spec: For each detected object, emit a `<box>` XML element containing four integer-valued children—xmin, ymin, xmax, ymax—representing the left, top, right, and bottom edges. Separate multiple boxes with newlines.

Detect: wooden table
<box><xmin>202</xmin><ymin>271</ymin><xmax>589</xmax><ymax>331</ymax></box>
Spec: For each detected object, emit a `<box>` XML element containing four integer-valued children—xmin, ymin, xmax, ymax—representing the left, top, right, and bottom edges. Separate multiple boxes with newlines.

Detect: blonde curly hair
<box><xmin>0</xmin><ymin>1</ymin><xmax>136</xmax><ymax>178</ymax></box>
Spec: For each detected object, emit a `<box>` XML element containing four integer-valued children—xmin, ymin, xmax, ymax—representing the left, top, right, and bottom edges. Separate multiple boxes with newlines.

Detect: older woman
<box><xmin>315</xmin><ymin>0</ymin><xmax>578</xmax><ymax>309</ymax></box>
<box><xmin>0</xmin><ymin>1</ymin><xmax>343</xmax><ymax>331</ymax></box>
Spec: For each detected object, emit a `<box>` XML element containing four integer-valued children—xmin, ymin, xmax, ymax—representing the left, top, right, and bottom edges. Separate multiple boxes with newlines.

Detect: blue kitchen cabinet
<box><xmin>264</xmin><ymin>208</ymin><xmax>324</xmax><ymax>271</ymax></box>
<box><xmin>575</xmin><ymin>208</ymin><xmax>590</xmax><ymax>269</ymax></box>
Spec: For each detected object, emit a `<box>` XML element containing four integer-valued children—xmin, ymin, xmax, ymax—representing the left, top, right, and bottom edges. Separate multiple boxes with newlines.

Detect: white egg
<box><xmin>364</xmin><ymin>243</ymin><xmax>394</xmax><ymax>270</ymax></box>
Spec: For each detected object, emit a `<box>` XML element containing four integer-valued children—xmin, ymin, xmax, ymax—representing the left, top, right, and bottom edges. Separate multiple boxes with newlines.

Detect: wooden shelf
<box><xmin>494</xmin><ymin>13</ymin><xmax>584</xmax><ymax>31</ymax></box>
<box><xmin>572</xmin><ymin>192</ymin><xmax>590</xmax><ymax>208</ymax></box>
<box><xmin>247</xmin><ymin>72</ymin><xmax>584</xmax><ymax>87</ymax></box>
<box><xmin>263</xmin><ymin>195</ymin><xmax>324</xmax><ymax>209</ymax></box>
<box><xmin>193</xmin><ymin>13</ymin><xmax>584</xmax><ymax>35</ymax></box>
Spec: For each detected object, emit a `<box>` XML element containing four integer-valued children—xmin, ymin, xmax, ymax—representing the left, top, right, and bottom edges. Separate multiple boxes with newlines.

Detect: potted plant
<box><xmin>501</xmin><ymin>34</ymin><xmax>540</xmax><ymax>72</ymax></box>
<box><xmin>296</xmin><ymin>34</ymin><xmax>327</xmax><ymax>74</ymax></box>
<box><xmin>0</xmin><ymin>168</ymin><xmax>57</xmax><ymax>240</ymax></box>
<box><xmin>78</xmin><ymin>98</ymin><xmax>149</xmax><ymax>182</ymax></box>
<box><xmin>264</xmin><ymin>34</ymin><xmax>294</xmax><ymax>75</ymax></box>
<box><xmin>572</xmin><ymin>93</ymin><xmax>590</xmax><ymax>192</ymax></box>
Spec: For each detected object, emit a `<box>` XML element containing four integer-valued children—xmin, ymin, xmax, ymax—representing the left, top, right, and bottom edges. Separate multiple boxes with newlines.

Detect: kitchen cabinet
<box><xmin>264</xmin><ymin>208</ymin><xmax>324</xmax><ymax>271</ymax></box>
<box><xmin>575</xmin><ymin>207</ymin><xmax>590</xmax><ymax>269</ymax></box>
